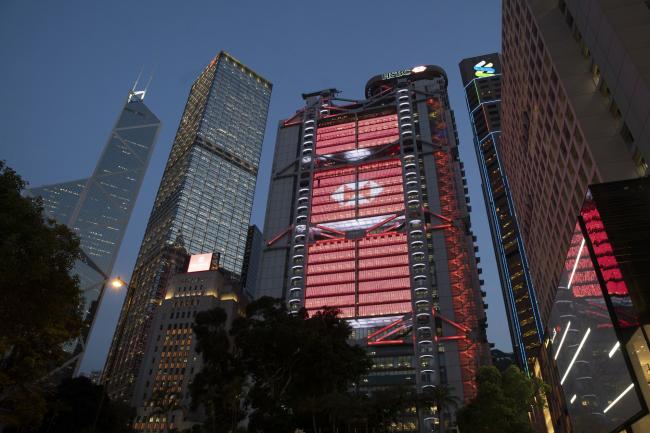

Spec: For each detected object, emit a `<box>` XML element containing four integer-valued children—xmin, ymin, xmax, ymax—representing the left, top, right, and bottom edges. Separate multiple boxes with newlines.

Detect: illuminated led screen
<box><xmin>305</xmin><ymin>232</ymin><xmax>412</xmax><ymax>318</ymax></box>
<box><xmin>187</xmin><ymin>253</ymin><xmax>213</xmax><ymax>273</ymax></box>
<box><xmin>311</xmin><ymin>159</ymin><xmax>404</xmax><ymax>224</ymax></box>
<box><xmin>315</xmin><ymin>114</ymin><xmax>399</xmax><ymax>156</ymax></box>
<box><xmin>306</xmin><ymin>124</ymin><xmax>411</xmax><ymax>319</ymax></box>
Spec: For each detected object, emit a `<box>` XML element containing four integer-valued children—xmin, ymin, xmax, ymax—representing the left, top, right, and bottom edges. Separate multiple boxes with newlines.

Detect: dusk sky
<box><xmin>0</xmin><ymin>0</ymin><xmax>506</xmax><ymax>374</ymax></box>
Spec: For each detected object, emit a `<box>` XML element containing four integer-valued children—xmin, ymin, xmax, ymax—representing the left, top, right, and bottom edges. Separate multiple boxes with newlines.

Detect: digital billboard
<box><xmin>187</xmin><ymin>253</ymin><xmax>213</xmax><ymax>273</ymax></box>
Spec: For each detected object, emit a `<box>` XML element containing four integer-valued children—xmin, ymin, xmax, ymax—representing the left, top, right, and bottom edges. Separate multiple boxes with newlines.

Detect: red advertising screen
<box><xmin>311</xmin><ymin>159</ymin><xmax>404</xmax><ymax>224</ymax></box>
<box><xmin>305</xmin><ymin>232</ymin><xmax>412</xmax><ymax>318</ymax></box>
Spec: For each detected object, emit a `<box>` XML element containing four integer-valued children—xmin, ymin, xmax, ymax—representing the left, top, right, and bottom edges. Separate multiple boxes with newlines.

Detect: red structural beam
<box><xmin>427</xmin><ymin>223</ymin><xmax>453</xmax><ymax>231</ymax></box>
<box><xmin>377</xmin><ymin>324</ymin><xmax>409</xmax><ymax>341</ymax></box>
<box><xmin>266</xmin><ymin>224</ymin><xmax>294</xmax><ymax>246</ymax></box>
<box><xmin>436</xmin><ymin>336</ymin><xmax>466</xmax><ymax>342</ymax></box>
<box><xmin>368</xmin><ymin>340</ymin><xmax>405</xmax><ymax>346</ymax></box>
<box><xmin>313</xmin><ymin>224</ymin><xmax>348</xmax><ymax>236</ymax></box>
<box><xmin>421</xmin><ymin>206</ymin><xmax>453</xmax><ymax>224</ymax></box>
<box><xmin>364</xmin><ymin>213</ymin><xmax>401</xmax><ymax>234</ymax></box>
<box><xmin>434</xmin><ymin>310</ymin><xmax>472</xmax><ymax>334</ymax></box>
<box><xmin>367</xmin><ymin>317</ymin><xmax>404</xmax><ymax>340</ymax></box>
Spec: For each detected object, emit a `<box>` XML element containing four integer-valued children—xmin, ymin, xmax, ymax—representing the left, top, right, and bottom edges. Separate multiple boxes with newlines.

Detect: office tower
<box><xmin>131</xmin><ymin>253</ymin><xmax>245</xmax><ymax>433</ymax></box>
<box><xmin>104</xmin><ymin>52</ymin><xmax>271</xmax><ymax>402</ymax></box>
<box><xmin>501</xmin><ymin>0</ymin><xmax>649</xmax><ymax>325</ymax></box>
<box><xmin>29</xmin><ymin>87</ymin><xmax>160</xmax><ymax>366</ymax></box>
<box><xmin>459</xmin><ymin>54</ymin><xmax>543</xmax><ymax>373</ymax></box>
<box><xmin>545</xmin><ymin>177</ymin><xmax>650</xmax><ymax>433</ymax></box>
<box><xmin>258</xmin><ymin>66</ymin><xmax>490</xmax><ymax>432</ymax></box>
<box><xmin>241</xmin><ymin>225</ymin><xmax>263</xmax><ymax>298</ymax></box>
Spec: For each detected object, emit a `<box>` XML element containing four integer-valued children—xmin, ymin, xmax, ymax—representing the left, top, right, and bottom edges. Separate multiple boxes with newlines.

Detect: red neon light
<box><xmin>434</xmin><ymin>131</ymin><xmax>483</xmax><ymax>402</ymax></box>
<box><xmin>315</xmin><ymin>115</ymin><xmax>399</xmax><ymax>156</ymax></box>
<box><xmin>306</xmin><ymin>284</ymin><xmax>355</xmax><ymax>297</ymax></box>
<box><xmin>358</xmin><ymin>278</ymin><xmax>410</xmax><ymax>292</ymax></box>
<box><xmin>358</xmin><ymin>290</ymin><xmax>411</xmax><ymax>304</ymax></box>
<box><xmin>305</xmin><ymin>295</ymin><xmax>355</xmax><ymax>309</ymax></box>
<box><xmin>581</xmin><ymin>204</ymin><xmax>630</xmax><ymax>297</ymax></box>
<box><xmin>307</xmin><ymin>306</ymin><xmax>356</xmax><ymax>318</ymax></box>
<box><xmin>359</xmin><ymin>302</ymin><xmax>412</xmax><ymax>316</ymax></box>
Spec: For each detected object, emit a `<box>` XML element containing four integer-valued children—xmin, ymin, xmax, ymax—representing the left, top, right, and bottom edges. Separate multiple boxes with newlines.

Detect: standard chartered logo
<box><xmin>474</xmin><ymin>60</ymin><xmax>496</xmax><ymax>78</ymax></box>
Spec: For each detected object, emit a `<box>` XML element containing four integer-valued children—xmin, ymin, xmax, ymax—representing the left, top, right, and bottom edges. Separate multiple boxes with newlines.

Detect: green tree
<box><xmin>456</xmin><ymin>365</ymin><xmax>548</xmax><ymax>433</ymax></box>
<box><xmin>365</xmin><ymin>386</ymin><xmax>417</xmax><ymax>431</ymax></box>
<box><xmin>2</xmin><ymin>376</ymin><xmax>134</xmax><ymax>433</ymax></box>
<box><xmin>0</xmin><ymin>161</ymin><xmax>83</xmax><ymax>428</ymax></box>
<box><xmin>188</xmin><ymin>297</ymin><xmax>371</xmax><ymax>433</ymax></box>
<box><xmin>189</xmin><ymin>307</ymin><xmax>245</xmax><ymax>433</ymax></box>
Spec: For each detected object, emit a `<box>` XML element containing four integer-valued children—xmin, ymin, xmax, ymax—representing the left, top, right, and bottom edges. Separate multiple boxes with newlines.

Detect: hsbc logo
<box><xmin>331</xmin><ymin>181</ymin><xmax>383</xmax><ymax>207</ymax></box>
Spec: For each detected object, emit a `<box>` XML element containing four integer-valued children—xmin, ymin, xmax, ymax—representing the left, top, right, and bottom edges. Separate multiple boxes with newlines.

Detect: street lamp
<box><xmin>43</xmin><ymin>276</ymin><xmax>129</xmax><ymax>381</ymax></box>
<box><xmin>89</xmin><ymin>276</ymin><xmax>128</xmax><ymax>433</ymax></box>
<box><xmin>110</xmin><ymin>277</ymin><xmax>126</xmax><ymax>289</ymax></box>
<box><xmin>72</xmin><ymin>276</ymin><xmax>128</xmax><ymax>378</ymax></box>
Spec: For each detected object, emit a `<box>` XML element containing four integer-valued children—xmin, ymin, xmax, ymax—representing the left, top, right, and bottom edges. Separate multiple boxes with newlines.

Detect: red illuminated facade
<box><xmin>258</xmin><ymin>67</ymin><xmax>490</xmax><ymax>432</ymax></box>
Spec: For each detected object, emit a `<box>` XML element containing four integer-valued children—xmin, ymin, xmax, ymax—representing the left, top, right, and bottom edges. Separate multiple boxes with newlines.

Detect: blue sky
<box><xmin>0</xmin><ymin>0</ymin><xmax>507</xmax><ymax>373</ymax></box>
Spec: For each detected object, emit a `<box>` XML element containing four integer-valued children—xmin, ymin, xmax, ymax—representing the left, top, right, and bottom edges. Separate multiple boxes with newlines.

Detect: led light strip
<box><xmin>567</xmin><ymin>238</ymin><xmax>585</xmax><ymax>290</ymax></box>
<box><xmin>603</xmin><ymin>383</ymin><xmax>635</xmax><ymax>413</ymax></box>
<box><xmin>560</xmin><ymin>328</ymin><xmax>591</xmax><ymax>385</ymax></box>
<box><xmin>554</xmin><ymin>321</ymin><xmax>571</xmax><ymax>360</ymax></box>
<box><xmin>608</xmin><ymin>341</ymin><xmax>620</xmax><ymax>358</ymax></box>
<box><xmin>570</xmin><ymin>394</ymin><xmax>577</xmax><ymax>404</ymax></box>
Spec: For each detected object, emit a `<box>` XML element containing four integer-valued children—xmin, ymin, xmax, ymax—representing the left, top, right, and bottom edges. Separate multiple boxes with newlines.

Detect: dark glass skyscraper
<box><xmin>241</xmin><ymin>224</ymin><xmax>263</xmax><ymax>298</ymax></box>
<box><xmin>104</xmin><ymin>52</ymin><xmax>271</xmax><ymax>402</ymax></box>
<box><xmin>258</xmin><ymin>66</ymin><xmax>490</xmax><ymax>432</ymax></box>
<box><xmin>459</xmin><ymin>54</ymin><xmax>543</xmax><ymax>372</ymax></box>
<box><xmin>29</xmin><ymin>88</ymin><xmax>160</xmax><ymax>367</ymax></box>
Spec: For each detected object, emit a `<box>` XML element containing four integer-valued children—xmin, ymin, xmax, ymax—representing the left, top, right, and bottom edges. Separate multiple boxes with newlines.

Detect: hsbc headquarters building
<box><xmin>257</xmin><ymin>66</ymin><xmax>490</xmax><ymax>432</ymax></box>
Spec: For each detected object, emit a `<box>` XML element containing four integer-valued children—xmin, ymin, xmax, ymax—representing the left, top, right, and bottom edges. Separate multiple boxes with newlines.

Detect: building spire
<box><xmin>129</xmin><ymin>66</ymin><xmax>148</xmax><ymax>102</ymax></box>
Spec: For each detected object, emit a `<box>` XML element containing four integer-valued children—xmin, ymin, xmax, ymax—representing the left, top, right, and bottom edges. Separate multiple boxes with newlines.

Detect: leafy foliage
<box><xmin>188</xmin><ymin>297</ymin><xmax>378</xmax><ymax>433</ymax></box>
<box><xmin>189</xmin><ymin>307</ymin><xmax>244</xmax><ymax>433</ymax></box>
<box><xmin>456</xmin><ymin>365</ymin><xmax>548</xmax><ymax>433</ymax></box>
<box><xmin>0</xmin><ymin>161</ymin><xmax>83</xmax><ymax>428</ymax></box>
<box><xmin>188</xmin><ymin>298</ymin><xmax>468</xmax><ymax>433</ymax></box>
<box><xmin>21</xmin><ymin>377</ymin><xmax>134</xmax><ymax>433</ymax></box>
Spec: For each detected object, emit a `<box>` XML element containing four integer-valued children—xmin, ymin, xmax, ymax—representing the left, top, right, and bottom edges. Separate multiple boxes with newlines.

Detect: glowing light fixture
<box><xmin>608</xmin><ymin>341</ymin><xmax>620</xmax><ymax>358</ymax></box>
<box><xmin>567</xmin><ymin>238</ymin><xmax>585</xmax><ymax>290</ymax></box>
<box><xmin>411</xmin><ymin>66</ymin><xmax>427</xmax><ymax>73</ymax></box>
<box><xmin>570</xmin><ymin>394</ymin><xmax>577</xmax><ymax>404</ymax></box>
<box><xmin>554</xmin><ymin>321</ymin><xmax>571</xmax><ymax>360</ymax></box>
<box><xmin>603</xmin><ymin>383</ymin><xmax>635</xmax><ymax>413</ymax></box>
<box><xmin>111</xmin><ymin>278</ymin><xmax>125</xmax><ymax>289</ymax></box>
<box><xmin>560</xmin><ymin>328</ymin><xmax>591</xmax><ymax>384</ymax></box>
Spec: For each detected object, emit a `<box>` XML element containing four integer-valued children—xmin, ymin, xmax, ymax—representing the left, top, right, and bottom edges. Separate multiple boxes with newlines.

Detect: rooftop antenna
<box><xmin>129</xmin><ymin>66</ymin><xmax>147</xmax><ymax>102</ymax></box>
<box><xmin>143</xmin><ymin>64</ymin><xmax>157</xmax><ymax>98</ymax></box>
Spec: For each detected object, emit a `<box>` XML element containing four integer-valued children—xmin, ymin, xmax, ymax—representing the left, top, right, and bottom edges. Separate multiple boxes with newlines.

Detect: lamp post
<box><xmin>72</xmin><ymin>276</ymin><xmax>127</xmax><ymax>377</ymax></box>
<box><xmin>89</xmin><ymin>277</ymin><xmax>128</xmax><ymax>433</ymax></box>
